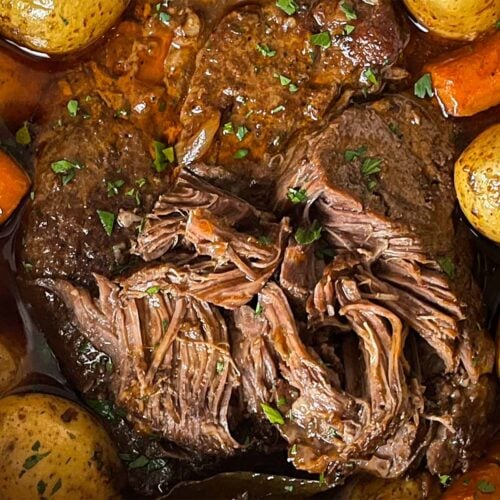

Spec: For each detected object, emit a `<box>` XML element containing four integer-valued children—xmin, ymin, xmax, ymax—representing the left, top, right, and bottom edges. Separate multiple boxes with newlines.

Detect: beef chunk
<box><xmin>38</xmin><ymin>274</ymin><xmax>241</xmax><ymax>456</ymax></box>
<box><xmin>176</xmin><ymin>0</ymin><xmax>406</xmax><ymax>166</ymax></box>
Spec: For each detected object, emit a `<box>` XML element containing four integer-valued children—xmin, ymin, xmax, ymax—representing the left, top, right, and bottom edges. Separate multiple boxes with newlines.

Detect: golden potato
<box><xmin>404</xmin><ymin>0</ymin><xmax>500</xmax><ymax>41</ymax></box>
<box><xmin>0</xmin><ymin>340</ymin><xmax>19</xmax><ymax>395</ymax></box>
<box><xmin>0</xmin><ymin>0</ymin><xmax>130</xmax><ymax>55</ymax></box>
<box><xmin>455</xmin><ymin>124</ymin><xmax>500</xmax><ymax>243</ymax></box>
<box><xmin>0</xmin><ymin>393</ymin><xmax>124</xmax><ymax>499</ymax></box>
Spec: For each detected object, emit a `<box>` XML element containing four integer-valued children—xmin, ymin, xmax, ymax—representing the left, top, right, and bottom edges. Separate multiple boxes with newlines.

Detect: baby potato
<box><xmin>404</xmin><ymin>0</ymin><xmax>500</xmax><ymax>41</ymax></box>
<box><xmin>455</xmin><ymin>124</ymin><xmax>500</xmax><ymax>243</ymax></box>
<box><xmin>0</xmin><ymin>0</ymin><xmax>130</xmax><ymax>55</ymax></box>
<box><xmin>0</xmin><ymin>393</ymin><xmax>124</xmax><ymax>499</ymax></box>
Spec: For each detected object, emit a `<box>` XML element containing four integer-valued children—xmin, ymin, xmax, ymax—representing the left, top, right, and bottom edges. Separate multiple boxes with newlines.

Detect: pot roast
<box><xmin>17</xmin><ymin>0</ymin><xmax>496</xmax><ymax>493</ymax></box>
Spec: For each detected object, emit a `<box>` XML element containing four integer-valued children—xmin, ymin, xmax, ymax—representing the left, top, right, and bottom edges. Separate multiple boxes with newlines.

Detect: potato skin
<box><xmin>455</xmin><ymin>124</ymin><xmax>500</xmax><ymax>243</ymax></box>
<box><xmin>0</xmin><ymin>393</ymin><xmax>124</xmax><ymax>499</ymax></box>
<box><xmin>404</xmin><ymin>0</ymin><xmax>500</xmax><ymax>41</ymax></box>
<box><xmin>0</xmin><ymin>0</ymin><xmax>130</xmax><ymax>55</ymax></box>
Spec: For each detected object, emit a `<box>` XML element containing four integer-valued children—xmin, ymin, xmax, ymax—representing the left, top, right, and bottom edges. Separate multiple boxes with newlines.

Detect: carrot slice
<box><xmin>0</xmin><ymin>149</ymin><xmax>30</xmax><ymax>225</ymax></box>
<box><xmin>425</xmin><ymin>31</ymin><xmax>500</xmax><ymax>117</ymax></box>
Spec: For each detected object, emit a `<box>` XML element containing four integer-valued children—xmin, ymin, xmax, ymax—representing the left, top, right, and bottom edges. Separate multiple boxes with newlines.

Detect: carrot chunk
<box><xmin>0</xmin><ymin>149</ymin><xmax>30</xmax><ymax>224</ymax></box>
<box><xmin>425</xmin><ymin>32</ymin><xmax>500</xmax><ymax>117</ymax></box>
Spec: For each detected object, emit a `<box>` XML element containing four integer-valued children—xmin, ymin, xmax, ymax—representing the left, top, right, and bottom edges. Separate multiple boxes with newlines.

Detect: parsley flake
<box><xmin>311</xmin><ymin>31</ymin><xmax>331</xmax><ymax>49</ymax></box>
<box><xmin>236</xmin><ymin>125</ymin><xmax>249</xmax><ymax>141</ymax></box>
<box><xmin>437</xmin><ymin>256</ymin><xmax>456</xmax><ymax>279</ymax></box>
<box><xmin>439</xmin><ymin>475</ymin><xmax>451</xmax><ymax>487</ymax></box>
<box><xmin>51</xmin><ymin>159</ymin><xmax>83</xmax><ymax>185</ymax></box>
<box><xmin>344</xmin><ymin>145</ymin><xmax>367</xmax><ymax>162</ymax></box>
<box><xmin>234</xmin><ymin>148</ymin><xmax>249</xmax><ymax>159</ymax></box>
<box><xmin>361</xmin><ymin>157</ymin><xmax>382</xmax><ymax>176</ymax></box>
<box><xmin>340</xmin><ymin>1</ymin><xmax>357</xmax><ymax>20</ymax></box>
<box><xmin>276</xmin><ymin>0</ymin><xmax>298</xmax><ymax>16</ymax></box>
<box><xmin>23</xmin><ymin>451</ymin><xmax>51</xmax><ymax>470</ymax></box>
<box><xmin>256</xmin><ymin>43</ymin><xmax>276</xmax><ymax>58</ymax></box>
<box><xmin>37</xmin><ymin>480</ymin><xmax>47</xmax><ymax>495</ymax></box>
<box><xmin>255</xmin><ymin>303</ymin><xmax>264</xmax><ymax>316</ymax></box>
<box><xmin>287</xmin><ymin>187</ymin><xmax>308</xmax><ymax>204</ymax></box>
<box><xmin>344</xmin><ymin>24</ymin><xmax>355</xmax><ymax>35</ymax></box>
<box><xmin>261</xmin><ymin>402</ymin><xmax>285</xmax><ymax>425</ymax></box>
<box><xmin>223</xmin><ymin>122</ymin><xmax>235</xmax><ymax>135</ymax></box>
<box><xmin>67</xmin><ymin>99</ymin><xmax>79</xmax><ymax>117</ymax></box>
<box><xmin>216</xmin><ymin>360</ymin><xmax>225</xmax><ymax>374</ymax></box>
<box><xmin>146</xmin><ymin>286</ymin><xmax>161</xmax><ymax>295</ymax></box>
<box><xmin>159</xmin><ymin>11</ymin><xmax>171</xmax><ymax>24</ymax></box>
<box><xmin>271</xmin><ymin>104</ymin><xmax>286</xmax><ymax>114</ymax></box>
<box><xmin>106</xmin><ymin>179</ymin><xmax>124</xmax><ymax>197</ymax></box>
<box><xmin>15</xmin><ymin>122</ymin><xmax>31</xmax><ymax>145</ymax></box>
<box><xmin>295</xmin><ymin>220</ymin><xmax>322</xmax><ymax>245</ymax></box>
<box><xmin>51</xmin><ymin>478</ymin><xmax>62</xmax><ymax>495</ymax></box>
<box><xmin>96</xmin><ymin>210</ymin><xmax>115</xmax><ymax>237</ymax></box>
<box><xmin>363</xmin><ymin>67</ymin><xmax>378</xmax><ymax>86</ymax></box>
<box><xmin>414</xmin><ymin>73</ymin><xmax>434</xmax><ymax>99</ymax></box>
<box><xmin>152</xmin><ymin>140</ymin><xmax>175</xmax><ymax>172</ymax></box>
<box><xmin>477</xmin><ymin>480</ymin><xmax>495</xmax><ymax>494</ymax></box>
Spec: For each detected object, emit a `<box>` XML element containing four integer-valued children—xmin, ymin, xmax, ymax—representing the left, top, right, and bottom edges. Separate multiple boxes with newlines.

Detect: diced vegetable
<box><xmin>0</xmin><ymin>149</ymin><xmax>30</xmax><ymax>225</ymax></box>
<box><xmin>424</xmin><ymin>32</ymin><xmax>500</xmax><ymax>116</ymax></box>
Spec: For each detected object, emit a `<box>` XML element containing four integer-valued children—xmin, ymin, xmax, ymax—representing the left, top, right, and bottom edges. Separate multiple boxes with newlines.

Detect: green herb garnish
<box><xmin>223</xmin><ymin>122</ymin><xmax>235</xmax><ymax>135</ymax></box>
<box><xmin>146</xmin><ymin>286</ymin><xmax>161</xmax><ymax>295</ymax></box>
<box><xmin>234</xmin><ymin>148</ymin><xmax>249</xmax><ymax>159</ymax></box>
<box><xmin>295</xmin><ymin>220</ymin><xmax>322</xmax><ymax>245</ymax></box>
<box><xmin>437</xmin><ymin>256</ymin><xmax>456</xmax><ymax>279</ymax></box>
<box><xmin>216</xmin><ymin>360</ymin><xmax>225</xmax><ymax>374</ymax></box>
<box><xmin>255</xmin><ymin>303</ymin><xmax>264</xmax><ymax>316</ymax></box>
<box><xmin>277</xmin><ymin>74</ymin><xmax>292</xmax><ymax>86</ymax></box>
<box><xmin>106</xmin><ymin>179</ymin><xmax>124</xmax><ymax>197</ymax></box>
<box><xmin>51</xmin><ymin>159</ymin><xmax>82</xmax><ymax>185</ymax></box>
<box><xmin>271</xmin><ymin>104</ymin><xmax>286</xmax><ymax>114</ymax></box>
<box><xmin>276</xmin><ymin>0</ymin><xmax>298</xmax><ymax>16</ymax></box>
<box><xmin>51</xmin><ymin>478</ymin><xmax>62</xmax><ymax>495</ymax></box>
<box><xmin>311</xmin><ymin>31</ymin><xmax>331</xmax><ymax>49</ymax></box>
<box><xmin>67</xmin><ymin>99</ymin><xmax>79</xmax><ymax>117</ymax></box>
<box><xmin>261</xmin><ymin>403</ymin><xmax>285</xmax><ymax>425</ymax></box>
<box><xmin>159</xmin><ymin>11</ymin><xmax>171</xmax><ymax>24</ymax></box>
<box><xmin>344</xmin><ymin>24</ymin><xmax>355</xmax><ymax>35</ymax></box>
<box><xmin>152</xmin><ymin>140</ymin><xmax>175</xmax><ymax>172</ymax></box>
<box><xmin>344</xmin><ymin>145</ymin><xmax>367</xmax><ymax>161</ymax></box>
<box><xmin>96</xmin><ymin>210</ymin><xmax>115</xmax><ymax>237</ymax></box>
<box><xmin>15</xmin><ymin>122</ymin><xmax>31</xmax><ymax>145</ymax></box>
<box><xmin>236</xmin><ymin>125</ymin><xmax>249</xmax><ymax>141</ymax></box>
<box><xmin>477</xmin><ymin>480</ymin><xmax>495</xmax><ymax>494</ymax></box>
<box><xmin>23</xmin><ymin>451</ymin><xmax>51</xmax><ymax>470</ymax></box>
<box><xmin>340</xmin><ymin>1</ymin><xmax>357</xmax><ymax>20</ymax></box>
<box><xmin>256</xmin><ymin>43</ymin><xmax>276</xmax><ymax>58</ymax></box>
<box><xmin>361</xmin><ymin>157</ymin><xmax>382</xmax><ymax>176</ymax></box>
<box><xmin>414</xmin><ymin>73</ymin><xmax>434</xmax><ymax>99</ymax></box>
<box><xmin>439</xmin><ymin>475</ymin><xmax>451</xmax><ymax>487</ymax></box>
<box><xmin>287</xmin><ymin>187</ymin><xmax>307</xmax><ymax>204</ymax></box>
<box><xmin>363</xmin><ymin>67</ymin><xmax>378</xmax><ymax>85</ymax></box>
<box><xmin>37</xmin><ymin>480</ymin><xmax>47</xmax><ymax>495</ymax></box>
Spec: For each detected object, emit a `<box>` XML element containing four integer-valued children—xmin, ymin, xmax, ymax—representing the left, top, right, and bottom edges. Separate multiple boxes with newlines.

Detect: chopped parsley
<box><xmin>114</xmin><ymin>108</ymin><xmax>129</xmax><ymax>118</ymax></box>
<box><xmin>287</xmin><ymin>187</ymin><xmax>308</xmax><ymax>204</ymax></box>
<box><xmin>414</xmin><ymin>73</ymin><xmax>434</xmax><ymax>99</ymax></box>
<box><xmin>277</xmin><ymin>396</ymin><xmax>287</xmax><ymax>406</ymax></box>
<box><xmin>159</xmin><ymin>11</ymin><xmax>171</xmax><ymax>24</ymax></box>
<box><xmin>288</xmin><ymin>83</ymin><xmax>299</xmax><ymax>93</ymax></box>
<box><xmin>129</xmin><ymin>455</ymin><xmax>150</xmax><ymax>469</ymax></box>
<box><xmin>261</xmin><ymin>402</ymin><xmax>285</xmax><ymax>425</ymax></box>
<box><xmin>146</xmin><ymin>286</ymin><xmax>161</xmax><ymax>295</ymax></box>
<box><xmin>363</xmin><ymin>67</ymin><xmax>378</xmax><ymax>86</ymax></box>
<box><xmin>439</xmin><ymin>475</ymin><xmax>451</xmax><ymax>487</ymax></box>
<box><xmin>277</xmin><ymin>74</ymin><xmax>292</xmax><ymax>86</ymax></box>
<box><xmin>23</xmin><ymin>451</ymin><xmax>51</xmax><ymax>470</ymax></box>
<box><xmin>361</xmin><ymin>157</ymin><xmax>382</xmax><ymax>176</ymax></box>
<box><xmin>290</xmin><ymin>444</ymin><xmax>298</xmax><ymax>455</ymax></box>
<box><xmin>318</xmin><ymin>472</ymin><xmax>325</xmax><ymax>485</ymax></box>
<box><xmin>255</xmin><ymin>303</ymin><xmax>264</xmax><ymax>316</ymax></box>
<box><xmin>256</xmin><ymin>43</ymin><xmax>276</xmax><ymax>58</ymax></box>
<box><xmin>311</xmin><ymin>31</ymin><xmax>331</xmax><ymax>49</ymax></box>
<box><xmin>152</xmin><ymin>140</ymin><xmax>175</xmax><ymax>173</ymax></box>
<box><xmin>32</xmin><ymin>441</ymin><xmax>41</xmax><ymax>451</ymax></box>
<box><xmin>67</xmin><ymin>99</ymin><xmax>79</xmax><ymax>117</ymax></box>
<box><xmin>51</xmin><ymin>479</ymin><xmax>62</xmax><ymax>496</ymax></box>
<box><xmin>276</xmin><ymin>0</ymin><xmax>298</xmax><ymax>16</ymax></box>
<box><xmin>437</xmin><ymin>256</ymin><xmax>456</xmax><ymax>279</ymax></box>
<box><xmin>86</xmin><ymin>399</ymin><xmax>126</xmax><ymax>422</ymax></box>
<box><xmin>15</xmin><ymin>122</ymin><xmax>31</xmax><ymax>145</ymax></box>
<box><xmin>106</xmin><ymin>179</ymin><xmax>124</xmax><ymax>197</ymax></box>
<box><xmin>477</xmin><ymin>480</ymin><xmax>495</xmax><ymax>494</ymax></box>
<box><xmin>271</xmin><ymin>104</ymin><xmax>286</xmax><ymax>114</ymax></box>
<box><xmin>234</xmin><ymin>148</ymin><xmax>249</xmax><ymax>159</ymax></box>
<box><xmin>284</xmin><ymin>485</ymin><xmax>294</xmax><ymax>493</ymax></box>
<box><xmin>340</xmin><ymin>1</ymin><xmax>357</xmax><ymax>20</ymax></box>
<box><xmin>223</xmin><ymin>121</ymin><xmax>234</xmax><ymax>135</ymax></box>
<box><xmin>216</xmin><ymin>360</ymin><xmax>225</xmax><ymax>374</ymax></box>
<box><xmin>344</xmin><ymin>24</ymin><xmax>355</xmax><ymax>35</ymax></box>
<box><xmin>236</xmin><ymin>125</ymin><xmax>249</xmax><ymax>141</ymax></box>
<box><xmin>37</xmin><ymin>480</ymin><xmax>47</xmax><ymax>495</ymax></box>
<box><xmin>295</xmin><ymin>220</ymin><xmax>322</xmax><ymax>245</ymax></box>
<box><xmin>96</xmin><ymin>210</ymin><xmax>115</xmax><ymax>237</ymax></box>
<box><xmin>51</xmin><ymin>159</ymin><xmax>83</xmax><ymax>185</ymax></box>
<box><xmin>344</xmin><ymin>145</ymin><xmax>367</xmax><ymax>161</ymax></box>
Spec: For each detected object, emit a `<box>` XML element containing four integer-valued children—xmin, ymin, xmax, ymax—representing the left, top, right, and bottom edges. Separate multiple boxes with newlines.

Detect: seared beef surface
<box><xmin>16</xmin><ymin>0</ymin><xmax>496</xmax><ymax>496</ymax></box>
